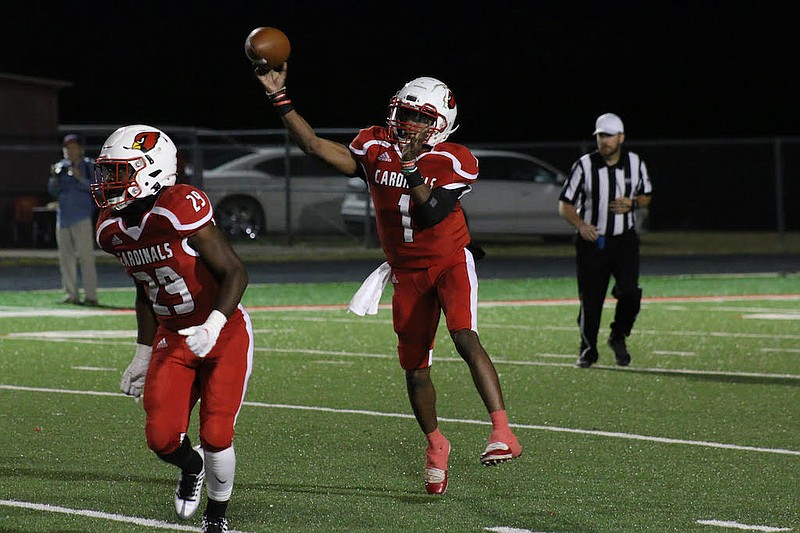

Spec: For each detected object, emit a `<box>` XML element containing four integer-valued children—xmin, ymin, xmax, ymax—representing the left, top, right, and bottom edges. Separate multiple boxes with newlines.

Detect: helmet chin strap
<box><xmin>106</xmin><ymin>183</ymin><xmax>140</xmax><ymax>210</ymax></box>
<box><xmin>106</xmin><ymin>192</ymin><xmax>129</xmax><ymax>211</ymax></box>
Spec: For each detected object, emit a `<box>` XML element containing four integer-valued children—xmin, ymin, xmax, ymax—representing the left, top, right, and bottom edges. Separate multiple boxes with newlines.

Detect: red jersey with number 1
<box><xmin>95</xmin><ymin>184</ymin><xmax>219</xmax><ymax>332</ymax></box>
<box><xmin>349</xmin><ymin>126</ymin><xmax>477</xmax><ymax>269</ymax></box>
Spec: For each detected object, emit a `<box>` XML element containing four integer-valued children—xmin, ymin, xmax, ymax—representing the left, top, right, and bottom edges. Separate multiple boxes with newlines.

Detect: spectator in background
<box><xmin>558</xmin><ymin>113</ymin><xmax>653</xmax><ymax>368</ymax></box>
<box><xmin>47</xmin><ymin>133</ymin><xmax>99</xmax><ymax>306</ymax></box>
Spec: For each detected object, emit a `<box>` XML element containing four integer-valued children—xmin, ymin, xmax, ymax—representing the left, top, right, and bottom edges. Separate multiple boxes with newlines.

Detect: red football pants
<box><xmin>391</xmin><ymin>248</ymin><xmax>479</xmax><ymax>370</ymax></box>
<box><xmin>143</xmin><ymin>306</ymin><xmax>254</xmax><ymax>454</ymax></box>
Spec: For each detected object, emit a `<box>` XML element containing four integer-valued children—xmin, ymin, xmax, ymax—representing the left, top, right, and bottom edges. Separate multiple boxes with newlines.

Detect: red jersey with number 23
<box><xmin>95</xmin><ymin>184</ymin><xmax>219</xmax><ymax>332</ymax></box>
<box><xmin>349</xmin><ymin>126</ymin><xmax>477</xmax><ymax>269</ymax></box>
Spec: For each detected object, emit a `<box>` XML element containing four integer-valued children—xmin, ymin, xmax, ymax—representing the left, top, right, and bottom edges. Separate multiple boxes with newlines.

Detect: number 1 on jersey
<box><xmin>398</xmin><ymin>193</ymin><xmax>413</xmax><ymax>243</ymax></box>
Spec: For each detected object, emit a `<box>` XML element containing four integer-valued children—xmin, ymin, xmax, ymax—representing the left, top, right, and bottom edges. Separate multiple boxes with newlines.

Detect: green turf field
<box><xmin>0</xmin><ymin>274</ymin><xmax>798</xmax><ymax>532</ymax></box>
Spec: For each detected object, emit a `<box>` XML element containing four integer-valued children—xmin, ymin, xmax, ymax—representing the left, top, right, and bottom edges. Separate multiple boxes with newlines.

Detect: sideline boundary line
<box><xmin>1</xmin><ymin>293</ymin><xmax>799</xmax><ymax>317</ymax></box>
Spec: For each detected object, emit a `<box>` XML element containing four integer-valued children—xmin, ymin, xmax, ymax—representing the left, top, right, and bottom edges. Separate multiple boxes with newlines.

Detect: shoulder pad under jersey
<box><xmin>151</xmin><ymin>184</ymin><xmax>214</xmax><ymax>235</ymax></box>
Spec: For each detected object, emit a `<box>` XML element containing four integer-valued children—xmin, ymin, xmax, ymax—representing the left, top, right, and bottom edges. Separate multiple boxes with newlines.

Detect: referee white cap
<box><xmin>593</xmin><ymin>113</ymin><xmax>624</xmax><ymax>135</ymax></box>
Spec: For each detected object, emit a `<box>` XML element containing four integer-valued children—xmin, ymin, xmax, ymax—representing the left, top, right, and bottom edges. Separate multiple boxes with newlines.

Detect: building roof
<box><xmin>0</xmin><ymin>72</ymin><xmax>72</xmax><ymax>90</ymax></box>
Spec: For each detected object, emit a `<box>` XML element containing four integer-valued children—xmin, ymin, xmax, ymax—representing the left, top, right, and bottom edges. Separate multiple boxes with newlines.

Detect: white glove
<box><xmin>178</xmin><ymin>310</ymin><xmax>227</xmax><ymax>358</ymax></box>
<box><xmin>120</xmin><ymin>343</ymin><xmax>152</xmax><ymax>399</ymax></box>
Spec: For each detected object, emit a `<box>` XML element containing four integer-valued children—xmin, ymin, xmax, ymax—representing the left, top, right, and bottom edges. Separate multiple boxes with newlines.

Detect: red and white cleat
<box><xmin>424</xmin><ymin>441</ymin><xmax>450</xmax><ymax>495</ymax></box>
<box><xmin>480</xmin><ymin>439</ymin><xmax>522</xmax><ymax>466</ymax></box>
<box><xmin>424</xmin><ymin>467</ymin><xmax>448</xmax><ymax>495</ymax></box>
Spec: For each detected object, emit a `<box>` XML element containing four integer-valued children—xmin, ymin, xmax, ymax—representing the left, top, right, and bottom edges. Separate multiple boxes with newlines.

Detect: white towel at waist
<box><xmin>348</xmin><ymin>261</ymin><xmax>391</xmax><ymax>316</ymax></box>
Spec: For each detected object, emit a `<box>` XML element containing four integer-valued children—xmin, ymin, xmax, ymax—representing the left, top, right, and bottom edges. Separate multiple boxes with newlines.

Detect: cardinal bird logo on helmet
<box><xmin>130</xmin><ymin>132</ymin><xmax>161</xmax><ymax>153</ymax></box>
<box><xmin>446</xmin><ymin>90</ymin><xmax>456</xmax><ymax>109</ymax></box>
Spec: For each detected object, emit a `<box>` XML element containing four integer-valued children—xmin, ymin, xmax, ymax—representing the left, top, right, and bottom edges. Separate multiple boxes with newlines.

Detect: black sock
<box><xmin>158</xmin><ymin>436</ymin><xmax>203</xmax><ymax>475</ymax></box>
<box><xmin>205</xmin><ymin>498</ymin><xmax>228</xmax><ymax>519</ymax></box>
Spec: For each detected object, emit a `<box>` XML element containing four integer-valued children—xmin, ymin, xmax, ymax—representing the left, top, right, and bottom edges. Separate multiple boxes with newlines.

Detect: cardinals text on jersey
<box><xmin>96</xmin><ymin>184</ymin><xmax>221</xmax><ymax>331</ymax></box>
<box><xmin>349</xmin><ymin>126</ymin><xmax>477</xmax><ymax>269</ymax></box>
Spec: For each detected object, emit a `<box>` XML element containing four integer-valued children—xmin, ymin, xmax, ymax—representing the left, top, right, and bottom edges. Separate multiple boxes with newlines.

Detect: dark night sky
<box><xmin>1</xmin><ymin>2</ymin><xmax>796</xmax><ymax>143</ymax></box>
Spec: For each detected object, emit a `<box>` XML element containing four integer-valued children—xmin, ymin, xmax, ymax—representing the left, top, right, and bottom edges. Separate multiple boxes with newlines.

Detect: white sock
<box><xmin>204</xmin><ymin>446</ymin><xmax>235</xmax><ymax>501</ymax></box>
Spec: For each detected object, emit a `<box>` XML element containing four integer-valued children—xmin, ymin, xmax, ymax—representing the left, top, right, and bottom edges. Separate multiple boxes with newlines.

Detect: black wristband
<box><xmin>404</xmin><ymin>169</ymin><xmax>424</xmax><ymax>188</ymax></box>
<box><xmin>274</xmin><ymin>101</ymin><xmax>295</xmax><ymax>116</ymax></box>
<box><xmin>267</xmin><ymin>88</ymin><xmax>295</xmax><ymax>116</ymax></box>
<box><xmin>632</xmin><ymin>198</ymin><xmax>639</xmax><ymax>210</ymax></box>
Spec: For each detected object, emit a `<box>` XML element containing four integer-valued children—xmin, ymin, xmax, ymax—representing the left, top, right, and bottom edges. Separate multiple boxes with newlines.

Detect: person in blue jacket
<box><xmin>47</xmin><ymin>133</ymin><xmax>99</xmax><ymax>305</ymax></box>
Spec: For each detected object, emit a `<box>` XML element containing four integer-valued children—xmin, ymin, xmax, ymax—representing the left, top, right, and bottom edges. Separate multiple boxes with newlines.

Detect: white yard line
<box><xmin>18</xmin><ymin>330</ymin><xmax>135</xmax><ymax>338</ymax></box>
<box><xmin>260</xmin><ymin>315</ymin><xmax>800</xmax><ymax>340</ymax></box>
<box><xmin>0</xmin><ymin>499</ymin><xmax>253</xmax><ymax>532</ymax></box>
<box><xmin>536</xmin><ymin>324</ymin><xmax>800</xmax><ymax>341</ymax></box>
<box><xmin>256</xmin><ymin>346</ymin><xmax>800</xmax><ymax>380</ymax></box>
<box><xmin>708</xmin><ymin>306</ymin><xmax>800</xmax><ymax>313</ymax></box>
<box><xmin>742</xmin><ymin>313</ymin><xmax>800</xmax><ymax>320</ymax></box>
<box><xmin>1</xmin><ymin>332</ymin><xmax>798</xmax><ymax>380</ymax></box>
<box><xmin>1</xmin><ymin>384</ymin><xmax>798</xmax><ymax>456</ymax></box>
<box><xmin>761</xmin><ymin>348</ymin><xmax>800</xmax><ymax>354</ymax></box>
<box><xmin>526</xmin><ymin>353</ymin><xmax>575</xmax><ymax>359</ymax></box>
<box><xmin>696</xmin><ymin>518</ymin><xmax>792</xmax><ymax>531</ymax></box>
<box><xmin>483</xmin><ymin>526</ymin><xmax>546</xmax><ymax>533</ymax></box>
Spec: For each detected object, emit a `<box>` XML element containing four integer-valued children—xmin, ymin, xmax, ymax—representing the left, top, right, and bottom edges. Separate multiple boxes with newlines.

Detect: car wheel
<box><xmin>215</xmin><ymin>196</ymin><xmax>265</xmax><ymax>240</ymax></box>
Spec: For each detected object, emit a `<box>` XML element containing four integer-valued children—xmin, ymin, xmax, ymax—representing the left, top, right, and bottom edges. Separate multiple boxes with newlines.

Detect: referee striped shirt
<box><xmin>559</xmin><ymin>149</ymin><xmax>653</xmax><ymax>236</ymax></box>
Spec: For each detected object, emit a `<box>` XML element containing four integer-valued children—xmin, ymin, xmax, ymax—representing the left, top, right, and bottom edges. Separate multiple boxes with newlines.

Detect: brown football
<box><xmin>245</xmin><ymin>27</ymin><xmax>291</xmax><ymax>72</ymax></box>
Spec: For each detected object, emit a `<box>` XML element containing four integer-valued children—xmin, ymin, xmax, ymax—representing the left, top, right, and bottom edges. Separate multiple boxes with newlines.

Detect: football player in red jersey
<box><xmin>93</xmin><ymin>125</ymin><xmax>252</xmax><ymax>533</ymax></box>
<box><xmin>255</xmin><ymin>68</ymin><xmax>522</xmax><ymax>495</ymax></box>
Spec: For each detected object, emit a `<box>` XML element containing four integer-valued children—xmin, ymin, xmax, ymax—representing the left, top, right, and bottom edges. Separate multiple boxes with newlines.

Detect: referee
<box><xmin>558</xmin><ymin>113</ymin><xmax>653</xmax><ymax>368</ymax></box>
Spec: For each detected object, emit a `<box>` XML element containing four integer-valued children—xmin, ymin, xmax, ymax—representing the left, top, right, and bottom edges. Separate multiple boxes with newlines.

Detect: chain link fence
<box><xmin>1</xmin><ymin>126</ymin><xmax>796</xmax><ymax>248</ymax></box>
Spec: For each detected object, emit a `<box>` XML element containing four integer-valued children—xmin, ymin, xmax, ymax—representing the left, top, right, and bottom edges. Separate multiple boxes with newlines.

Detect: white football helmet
<box><xmin>387</xmin><ymin>76</ymin><xmax>458</xmax><ymax>146</ymax></box>
<box><xmin>92</xmin><ymin>124</ymin><xmax>178</xmax><ymax>210</ymax></box>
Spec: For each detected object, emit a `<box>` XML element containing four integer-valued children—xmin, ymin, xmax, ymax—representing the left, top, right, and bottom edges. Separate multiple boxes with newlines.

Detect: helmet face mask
<box><xmin>387</xmin><ymin>102</ymin><xmax>438</xmax><ymax>144</ymax></box>
<box><xmin>92</xmin><ymin>125</ymin><xmax>177</xmax><ymax>210</ymax></box>
<box><xmin>387</xmin><ymin>77</ymin><xmax>458</xmax><ymax>146</ymax></box>
<box><xmin>93</xmin><ymin>158</ymin><xmax>145</xmax><ymax>209</ymax></box>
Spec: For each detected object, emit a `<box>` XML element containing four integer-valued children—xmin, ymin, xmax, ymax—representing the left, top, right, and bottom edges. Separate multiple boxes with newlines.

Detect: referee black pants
<box><xmin>575</xmin><ymin>229</ymin><xmax>642</xmax><ymax>352</ymax></box>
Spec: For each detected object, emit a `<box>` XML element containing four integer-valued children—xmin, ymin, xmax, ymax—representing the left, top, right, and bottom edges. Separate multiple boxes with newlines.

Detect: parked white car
<box><xmin>200</xmin><ymin>147</ymin><xmax>351</xmax><ymax>239</ymax></box>
<box><xmin>341</xmin><ymin>149</ymin><xmax>574</xmax><ymax>238</ymax></box>
<box><xmin>201</xmin><ymin>146</ymin><xmax>645</xmax><ymax>241</ymax></box>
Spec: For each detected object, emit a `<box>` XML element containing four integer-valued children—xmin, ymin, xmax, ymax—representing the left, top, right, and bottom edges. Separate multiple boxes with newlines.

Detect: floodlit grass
<box><xmin>0</xmin><ymin>274</ymin><xmax>798</xmax><ymax>532</ymax></box>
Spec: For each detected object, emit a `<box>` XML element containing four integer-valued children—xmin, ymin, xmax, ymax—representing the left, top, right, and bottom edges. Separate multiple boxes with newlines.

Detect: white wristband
<box><xmin>177</xmin><ymin>309</ymin><xmax>228</xmax><ymax>358</ymax></box>
<box><xmin>266</xmin><ymin>86</ymin><xmax>287</xmax><ymax>97</ymax></box>
<box><xmin>205</xmin><ymin>309</ymin><xmax>228</xmax><ymax>334</ymax></box>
